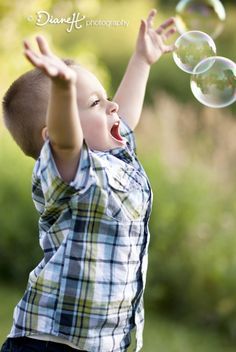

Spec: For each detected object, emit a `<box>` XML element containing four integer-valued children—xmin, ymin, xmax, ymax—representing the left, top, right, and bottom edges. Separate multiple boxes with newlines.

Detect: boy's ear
<box><xmin>41</xmin><ymin>126</ymin><xmax>48</xmax><ymax>141</ymax></box>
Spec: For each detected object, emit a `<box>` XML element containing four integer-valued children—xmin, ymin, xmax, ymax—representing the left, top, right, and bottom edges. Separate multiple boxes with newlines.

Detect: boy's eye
<box><xmin>91</xmin><ymin>99</ymin><xmax>100</xmax><ymax>107</ymax></box>
<box><xmin>91</xmin><ymin>97</ymin><xmax>112</xmax><ymax>107</ymax></box>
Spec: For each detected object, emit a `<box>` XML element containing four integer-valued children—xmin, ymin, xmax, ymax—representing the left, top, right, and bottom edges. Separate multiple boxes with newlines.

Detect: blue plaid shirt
<box><xmin>9</xmin><ymin>119</ymin><xmax>153</xmax><ymax>352</ymax></box>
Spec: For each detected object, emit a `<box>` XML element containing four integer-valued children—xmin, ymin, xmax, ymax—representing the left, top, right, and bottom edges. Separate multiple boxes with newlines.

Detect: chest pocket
<box><xmin>106</xmin><ymin>164</ymin><xmax>149</xmax><ymax>222</ymax></box>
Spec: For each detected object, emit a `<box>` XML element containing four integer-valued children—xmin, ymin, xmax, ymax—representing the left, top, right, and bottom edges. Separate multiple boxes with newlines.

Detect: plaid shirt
<box><xmin>9</xmin><ymin>119</ymin><xmax>153</xmax><ymax>352</ymax></box>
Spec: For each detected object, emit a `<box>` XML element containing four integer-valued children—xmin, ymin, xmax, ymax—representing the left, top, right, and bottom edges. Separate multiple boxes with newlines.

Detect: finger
<box><xmin>156</xmin><ymin>17</ymin><xmax>175</xmax><ymax>34</ymax></box>
<box><xmin>46</xmin><ymin>65</ymin><xmax>59</xmax><ymax>76</ymax></box>
<box><xmin>24</xmin><ymin>49</ymin><xmax>43</xmax><ymax>67</ymax></box>
<box><xmin>162</xmin><ymin>27</ymin><xmax>177</xmax><ymax>40</ymax></box>
<box><xmin>163</xmin><ymin>44</ymin><xmax>176</xmax><ymax>54</ymax></box>
<box><xmin>24</xmin><ymin>49</ymin><xmax>58</xmax><ymax>76</ymax></box>
<box><xmin>139</xmin><ymin>19</ymin><xmax>147</xmax><ymax>37</ymax></box>
<box><xmin>23</xmin><ymin>40</ymin><xmax>31</xmax><ymax>50</ymax></box>
<box><xmin>60</xmin><ymin>70</ymin><xmax>71</xmax><ymax>81</ymax></box>
<box><xmin>23</xmin><ymin>40</ymin><xmax>42</xmax><ymax>62</ymax></box>
<box><xmin>36</xmin><ymin>35</ymin><xmax>52</xmax><ymax>56</ymax></box>
<box><xmin>146</xmin><ymin>9</ymin><xmax>157</xmax><ymax>28</ymax></box>
<box><xmin>41</xmin><ymin>60</ymin><xmax>59</xmax><ymax>76</ymax></box>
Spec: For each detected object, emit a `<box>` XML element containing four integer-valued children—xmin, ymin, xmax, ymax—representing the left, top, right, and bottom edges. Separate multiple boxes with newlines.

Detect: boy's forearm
<box><xmin>46</xmin><ymin>82</ymin><xmax>83</xmax><ymax>151</ymax></box>
<box><xmin>114</xmin><ymin>53</ymin><xmax>150</xmax><ymax>130</ymax></box>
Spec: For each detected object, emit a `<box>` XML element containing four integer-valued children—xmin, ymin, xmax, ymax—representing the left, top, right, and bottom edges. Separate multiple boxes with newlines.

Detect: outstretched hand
<box><xmin>23</xmin><ymin>36</ymin><xmax>77</xmax><ymax>85</ymax></box>
<box><xmin>136</xmin><ymin>9</ymin><xmax>176</xmax><ymax>65</ymax></box>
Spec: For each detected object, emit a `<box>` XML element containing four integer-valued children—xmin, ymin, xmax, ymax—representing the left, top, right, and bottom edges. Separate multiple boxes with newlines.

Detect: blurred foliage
<box><xmin>0</xmin><ymin>0</ymin><xmax>236</xmax><ymax>344</ymax></box>
<box><xmin>136</xmin><ymin>94</ymin><xmax>236</xmax><ymax>337</ymax></box>
<box><xmin>146</xmin><ymin>156</ymin><xmax>236</xmax><ymax>336</ymax></box>
<box><xmin>0</xmin><ymin>133</ymin><xmax>42</xmax><ymax>285</ymax></box>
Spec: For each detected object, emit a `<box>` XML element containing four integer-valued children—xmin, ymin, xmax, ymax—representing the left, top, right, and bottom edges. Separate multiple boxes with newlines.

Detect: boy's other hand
<box><xmin>136</xmin><ymin>9</ymin><xmax>176</xmax><ymax>66</ymax></box>
<box><xmin>23</xmin><ymin>36</ymin><xmax>77</xmax><ymax>86</ymax></box>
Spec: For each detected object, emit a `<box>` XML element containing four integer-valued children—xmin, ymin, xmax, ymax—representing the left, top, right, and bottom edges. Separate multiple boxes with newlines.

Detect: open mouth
<box><xmin>110</xmin><ymin>121</ymin><xmax>124</xmax><ymax>142</ymax></box>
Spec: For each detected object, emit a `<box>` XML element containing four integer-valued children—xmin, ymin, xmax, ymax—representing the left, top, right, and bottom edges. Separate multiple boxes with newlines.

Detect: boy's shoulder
<box><xmin>31</xmin><ymin>117</ymin><xmax>137</xmax><ymax>209</ymax></box>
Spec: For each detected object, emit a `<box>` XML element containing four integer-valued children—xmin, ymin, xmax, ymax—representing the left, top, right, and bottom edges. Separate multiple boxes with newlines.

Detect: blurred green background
<box><xmin>0</xmin><ymin>0</ymin><xmax>236</xmax><ymax>350</ymax></box>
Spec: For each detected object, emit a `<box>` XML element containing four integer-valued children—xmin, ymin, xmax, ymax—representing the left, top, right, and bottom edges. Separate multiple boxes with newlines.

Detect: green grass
<box><xmin>0</xmin><ymin>284</ymin><xmax>23</xmax><ymax>345</ymax></box>
<box><xmin>0</xmin><ymin>285</ymin><xmax>235</xmax><ymax>351</ymax></box>
<box><xmin>0</xmin><ymin>284</ymin><xmax>23</xmax><ymax>344</ymax></box>
<box><xmin>142</xmin><ymin>313</ymin><xmax>235</xmax><ymax>352</ymax></box>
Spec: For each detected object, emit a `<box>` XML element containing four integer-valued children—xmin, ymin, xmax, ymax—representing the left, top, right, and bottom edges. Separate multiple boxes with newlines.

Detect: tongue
<box><xmin>111</xmin><ymin>124</ymin><xmax>123</xmax><ymax>141</ymax></box>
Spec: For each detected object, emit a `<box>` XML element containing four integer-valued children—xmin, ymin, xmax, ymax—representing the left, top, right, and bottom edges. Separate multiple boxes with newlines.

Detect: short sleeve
<box><xmin>119</xmin><ymin>117</ymin><xmax>137</xmax><ymax>153</ymax></box>
<box><xmin>32</xmin><ymin>140</ymin><xmax>92</xmax><ymax>207</ymax></box>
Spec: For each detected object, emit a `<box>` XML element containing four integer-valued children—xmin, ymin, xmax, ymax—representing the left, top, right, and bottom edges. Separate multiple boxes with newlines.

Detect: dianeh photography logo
<box><xmin>27</xmin><ymin>10</ymin><xmax>129</xmax><ymax>32</ymax></box>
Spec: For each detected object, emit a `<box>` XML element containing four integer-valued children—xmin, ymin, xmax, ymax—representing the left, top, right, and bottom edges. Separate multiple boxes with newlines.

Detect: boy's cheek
<box><xmin>80</xmin><ymin>112</ymin><xmax>108</xmax><ymax>140</ymax></box>
<box><xmin>83</xmin><ymin>119</ymin><xmax>107</xmax><ymax>142</ymax></box>
<box><xmin>90</xmin><ymin>116</ymin><xmax>106</xmax><ymax>132</ymax></box>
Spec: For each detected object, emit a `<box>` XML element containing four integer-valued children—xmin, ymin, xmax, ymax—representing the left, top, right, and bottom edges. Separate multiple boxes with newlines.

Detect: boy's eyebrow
<box><xmin>88</xmin><ymin>89</ymin><xmax>108</xmax><ymax>99</ymax></box>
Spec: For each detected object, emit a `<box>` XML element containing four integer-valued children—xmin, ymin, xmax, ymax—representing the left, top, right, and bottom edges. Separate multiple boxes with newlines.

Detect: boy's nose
<box><xmin>107</xmin><ymin>100</ymin><xmax>119</xmax><ymax>115</ymax></box>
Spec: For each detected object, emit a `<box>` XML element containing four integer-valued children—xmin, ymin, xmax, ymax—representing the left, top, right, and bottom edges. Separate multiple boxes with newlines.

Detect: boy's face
<box><xmin>74</xmin><ymin>67</ymin><xmax>126</xmax><ymax>151</ymax></box>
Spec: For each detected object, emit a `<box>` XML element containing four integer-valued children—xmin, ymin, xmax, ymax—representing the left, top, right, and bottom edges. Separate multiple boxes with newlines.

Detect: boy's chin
<box><xmin>109</xmin><ymin>136</ymin><xmax>126</xmax><ymax>150</ymax></box>
<box><xmin>88</xmin><ymin>138</ymin><xmax>126</xmax><ymax>152</ymax></box>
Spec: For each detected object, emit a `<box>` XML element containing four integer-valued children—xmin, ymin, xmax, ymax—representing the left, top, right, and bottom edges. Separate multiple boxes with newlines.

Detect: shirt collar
<box><xmin>108</xmin><ymin>140</ymin><xmax>134</xmax><ymax>163</ymax></box>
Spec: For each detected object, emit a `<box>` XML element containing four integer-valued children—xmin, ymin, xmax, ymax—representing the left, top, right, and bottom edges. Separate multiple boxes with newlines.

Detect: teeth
<box><xmin>110</xmin><ymin>120</ymin><xmax>123</xmax><ymax>142</ymax></box>
<box><xmin>110</xmin><ymin>121</ymin><xmax>119</xmax><ymax>132</ymax></box>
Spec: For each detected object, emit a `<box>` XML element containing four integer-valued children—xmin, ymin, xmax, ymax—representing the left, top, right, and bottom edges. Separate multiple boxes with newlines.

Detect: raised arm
<box><xmin>24</xmin><ymin>36</ymin><xmax>83</xmax><ymax>182</ymax></box>
<box><xmin>114</xmin><ymin>9</ymin><xmax>176</xmax><ymax>130</ymax></box>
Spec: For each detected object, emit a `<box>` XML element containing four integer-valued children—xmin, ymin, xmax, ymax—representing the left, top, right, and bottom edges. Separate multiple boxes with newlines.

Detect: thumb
<box><xmin>164</xmin><ymin>44</ymin><xmax>176</xmax><ymax>54</ymax></box>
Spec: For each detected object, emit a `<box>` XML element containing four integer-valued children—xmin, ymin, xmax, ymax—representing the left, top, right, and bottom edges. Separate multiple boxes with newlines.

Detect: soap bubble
<box><xmin>176</xmin><ymin>0</ymin><xmax>226</xmax><ymax>39</ymax></box>
<box><xmin>173</xmin><ymin>31</ymin><xmax>216</xmax><ymax>74</ymax></box>
<box><xmin>190</xmin><ymin>56</ymin><xmax>236</xmax><ymax>108</ymax></box>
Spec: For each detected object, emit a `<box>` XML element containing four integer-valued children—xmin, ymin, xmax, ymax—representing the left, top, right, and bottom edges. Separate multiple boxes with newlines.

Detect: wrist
<box><xmin>132</xmin><ymin>52</ymin><xmax>152</xmax><ymax>70</ymax></box>
<box><xmin>51</xmin><ymin>79</ymin><xmax>77</xmax><ymax>95</ymax></box>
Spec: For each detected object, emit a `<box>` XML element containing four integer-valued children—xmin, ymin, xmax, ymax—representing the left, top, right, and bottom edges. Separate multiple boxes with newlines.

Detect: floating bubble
<box><xmin>176</xmin><ymin>0</ymin><xmax>226</xmax><ymax>39</ymax></box>
<box><xmin>173</xmin><ymin>31</ymin><xmax>216</xmax><ymax>74</ymax></box>
<box><xmin>190</xmin><ymin>56</ymin><xmax>236</xmax><ymax>108</ymax></box>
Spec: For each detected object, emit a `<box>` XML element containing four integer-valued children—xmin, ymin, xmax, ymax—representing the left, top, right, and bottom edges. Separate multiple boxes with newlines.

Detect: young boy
<box><xmin>1</xmin><ymin>9</ymin><xmax>175</xmax><ymax>352</ymax></box>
